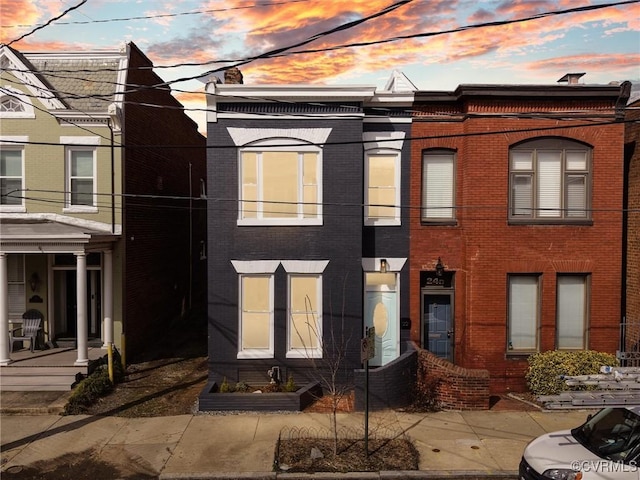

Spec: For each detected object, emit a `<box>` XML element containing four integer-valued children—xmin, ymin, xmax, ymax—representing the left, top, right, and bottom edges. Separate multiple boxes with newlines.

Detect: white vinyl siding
<box><xmin>508</xmin><ymin>275</ymin><xmax>539</xmax><ymax>352</ymax></box>
<box><xmin>510</xmin><ymin>140</ymin><xmax>590</xmax><ymax>221</ymax></box>
<box><xmin>422</xmin><ymin>151</ymin><xmax>455</xmax><ymax>221</ymax></box>
<box><xmin>557</xmin><ymin>275</ymin><xmax>588</xmax><ymax>349</ymax></box>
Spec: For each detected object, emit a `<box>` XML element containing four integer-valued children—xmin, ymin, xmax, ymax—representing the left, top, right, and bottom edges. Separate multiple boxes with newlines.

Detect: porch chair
<box><xmin>9</xmin><ymin>309</ymin><xmax>43</xmax><ymax>353</ymax></box>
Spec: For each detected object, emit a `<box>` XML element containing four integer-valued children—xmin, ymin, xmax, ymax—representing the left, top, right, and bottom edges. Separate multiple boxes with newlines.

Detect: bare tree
<box><xmin>291</xmin><ymin>275</ymin><xmax>354</xmax><ymax>455</ymax></box>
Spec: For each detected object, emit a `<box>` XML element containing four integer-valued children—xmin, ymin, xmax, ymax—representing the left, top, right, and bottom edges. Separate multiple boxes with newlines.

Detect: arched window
<box><xmin>509</xmin><ymin>138</ymin><xmax>591</xmax><ymax>222</ymax></box>
<box><xmin>0</xmin><ymin>87</ymin><xmax>35</xmax><ymax>118</ymax></box>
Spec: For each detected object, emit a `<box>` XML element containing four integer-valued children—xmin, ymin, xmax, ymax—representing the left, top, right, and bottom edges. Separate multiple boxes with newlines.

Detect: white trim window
<box><xmin>1</xmin><ymin>147</ymin><xmax>24</xmax><ymax>210</ymax></box>
<box><xmin>510</xmin><ymin>138</ymin><xmax>591</xmax><ymax>221</ymax></box>
<box><xmin>287</xmin><ymin>274</ymin><xmax>323</xmax><ymax>358</ymax></box>
<box><xmin>422</xmin><ymin>150</ymin><xmax>455</xmax><ymax>222</ymax></box>
<box><xmin>365</xmin><ymin>151</ymin><xmax>400</xmax><ymax>225</ymax></box>
<box><xmin>238</xmin><ymin>274</ymin><xmax>274</xmax><ymax>359</ymax></box>
<box><xmin>238</xmin><ymin>141</ymin><xmax>322</xmax><ymax>226</ymax></box>
<box><xmin>507</xmin><ymin>275</ymin><xmax>540</xmax><ymax>352</ymax></box>
<box><xmin>66</xmin><ymin>147</ymin><xmax>97</xmax><ymax>211</ymax></box>
<box><xmin>557</xmin><ymin>274</ymin><xmax>589</xmax><ymax>349</ymax></box>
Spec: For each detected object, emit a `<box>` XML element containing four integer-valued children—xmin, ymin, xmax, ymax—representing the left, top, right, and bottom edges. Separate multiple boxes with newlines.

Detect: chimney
<box><xmin>224</xmin><ymin>67</ymin><xmax>243</xmax><ymax>84</ymax></box>
<box><xmin>557</xmin><ymin>73</ymin><xmax>585</xmax><ymax>85</ymax></box>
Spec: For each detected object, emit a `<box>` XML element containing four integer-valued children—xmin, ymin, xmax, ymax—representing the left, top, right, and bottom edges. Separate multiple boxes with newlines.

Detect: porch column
<box><xmin>0</xmin><ymin>253</ymin><xmax>10</xmax><ymax>365</ymax></box>
<box><xmin>102</xmin><ymin>250</ymin><xmax>113</xmax><ymax>347</ymax></box>
<box><xmin>75</xmin><ymin>252</ymin><xmax>89</xmax><ymax>366</ymax></box>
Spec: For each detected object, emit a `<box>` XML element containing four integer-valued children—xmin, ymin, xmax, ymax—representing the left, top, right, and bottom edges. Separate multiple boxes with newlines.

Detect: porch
<box><xmin>0</xmin><ymin>346</ymin><xmax>106</xmax><ymax>391</ymax></box>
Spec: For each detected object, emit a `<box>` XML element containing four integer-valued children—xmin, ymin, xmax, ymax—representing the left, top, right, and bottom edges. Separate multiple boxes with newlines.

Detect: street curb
<box><xmin>159</xmin><ymin>470</ymin><xmax>519</xmax><ymax>480</ymax></box>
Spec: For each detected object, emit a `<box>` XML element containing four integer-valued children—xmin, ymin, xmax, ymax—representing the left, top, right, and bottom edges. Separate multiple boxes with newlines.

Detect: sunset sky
<box><xmin>2</xmin><ymin>0</ymin><xmax>639</xmax><ymax>133</ymax></box>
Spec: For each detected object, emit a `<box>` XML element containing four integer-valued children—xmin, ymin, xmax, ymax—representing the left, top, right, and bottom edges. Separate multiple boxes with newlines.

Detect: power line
<box><xmin>1</xmin><ymin>0</ymin><xmax>88</xmax><ymax>48</ymax></box>
<box><xmin>3</xmin><ymin>0</ymin><xmax>313</xmax><ymax>28</ymax></box>
<box><xmin>1</xmin><ymin>117</ymin><xmax>635</xmax><ymax>150</ymax></box>
<box><xmin>5</xmin><ymin>189</ymin><xmax>639</xmax><ymax>219</ymax></box>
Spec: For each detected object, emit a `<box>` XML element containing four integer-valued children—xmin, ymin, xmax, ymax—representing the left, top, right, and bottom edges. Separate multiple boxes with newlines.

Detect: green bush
<box><xmin>234</xmin><ymin>381</ymin><xmax>251</xmax><ymax>392</ymax></box>
<box><xmin>63</xmin><ymin>347</ymin><xmax>126</xmax><ymax>415</ymax></box>
<box><xmin>64</xmin><ymin>366</ymin><xmax>113</xmax><ymax>415</ymax></box>
<box><xmin>283</xmin><ymin>374</ymin><xmax>297</xmax><ymax>392</ymax></box>
<box><xmin>219</xmin><ymin>377</ymin><xmax>231</xmax><ymax>393</ymax></box>
<box><xmin>526</xmin><ymin>350</ymin><xmax>619</xmax><ymax>396</ymax></box>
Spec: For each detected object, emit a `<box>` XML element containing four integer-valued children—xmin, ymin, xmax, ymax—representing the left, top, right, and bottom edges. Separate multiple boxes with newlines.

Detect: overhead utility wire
<box><xmin>7</xmin><ymin>189</ymin><xmax>639</xmax><ymax>220</ymax></box>
<box><xmin>2</xmin><ymin>117</ymin><xmax>636</xmax><ymax>150</ymax></box>
<box><xmin>1</xmin><ymin>0</ymin><xmax>88</xmax><ymax>48</ymax></box>
<box><xmin>256</xmin><ymin>0</ymin><xmax>640</xmax><ymax>62</ymax></box>
<box><xmin>4</xmin><ymin>0</ymin><xmax>312</xmax><ymax>28</ymax></box>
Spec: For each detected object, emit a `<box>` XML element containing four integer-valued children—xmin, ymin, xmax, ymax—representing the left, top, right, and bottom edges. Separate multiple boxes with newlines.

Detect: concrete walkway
<box><xmin>0</xmin><ymin>401</ymin><xmax>594</xmax><ymax>479</ymax></box>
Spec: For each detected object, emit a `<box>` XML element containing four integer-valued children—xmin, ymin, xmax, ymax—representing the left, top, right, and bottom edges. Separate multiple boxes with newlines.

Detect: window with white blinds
<box><xmin>557</xmin><ymin>275</ymin><xmax>588</xmax><ymax>349</ymax></box>
<box><xmin>510</xmin><ymin>139</ymin><xmax>590</xmax><ymax>221</ymax></box>
<box><xmin>507</xmin><ymin>275</ymin><xmax>539</xmax><ymax>352</ymax></box>
<box><xmin>7</xmin><ymin>254</ymin><xmax>25</xmax><ymax>318</ymax></box>
<box><xmin>422</xmin><ymin>150</ymin><xmax>455</xmax><ymax>221</ymax></box>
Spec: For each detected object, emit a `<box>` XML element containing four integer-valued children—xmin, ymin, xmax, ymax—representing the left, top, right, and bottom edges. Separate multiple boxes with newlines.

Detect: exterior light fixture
<box><xmin>380</xmin><ymin>259</ymin><xmax>388</xmax><ymax>273</ymax></box>
<box><xmin>29</xmin><ymin>272</ymin><xmax>40</xmax><ymax>292</ymax></box>
<box><xmin>435</xmin><ymin>257</ymin><xmax>444</xmax><ymax>277</ymax></box>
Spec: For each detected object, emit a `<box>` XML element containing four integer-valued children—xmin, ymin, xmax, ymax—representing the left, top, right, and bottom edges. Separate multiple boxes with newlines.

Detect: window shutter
<box><xmin>7</xmin><ymin>254</ymin><xmax>25</xmax><ymax>318</ymax></box>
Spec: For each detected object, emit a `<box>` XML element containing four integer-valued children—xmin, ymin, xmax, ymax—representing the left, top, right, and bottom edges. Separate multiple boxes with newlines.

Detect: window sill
<box><xmin>420</xmin><ymin>220</ymin><xmax>457</xmax><ymax>226</ymax></box>
<box><xmin>0</xmin><ymin>206</ymin><xmax>26</xmax><ymax>213</ymax></box>
<box><xmin>63</xmin><ymin>206</ymin><xmax>99</xmax><ymax>214</ymax></box>
<box><xmin>237</xmin><ymin>351</ymin><xmax>274</xmax><ymax>359</ymax></box>
<box><xmin>505</xmin><ymin>351</ymin><xmax>537</xmax><ymax>359</ymax></box>
<box><xmin>237</xmin><ymin>218</ymin><xmax>322</xmax><ymax>227</ymax></box>
<box><xmin>508</xmin><ymin>219</ymin><xmax>593</xmax><ymax>226</ymax></box>
<box><xmin>364</xmin><ymin>219</ymin><xmax>401</xmax><ymax>227</ymax></box>
<box><xmin>286</xmin><ymin>350</ymin><xmax>322</xmax><ymax>359</ymax></box>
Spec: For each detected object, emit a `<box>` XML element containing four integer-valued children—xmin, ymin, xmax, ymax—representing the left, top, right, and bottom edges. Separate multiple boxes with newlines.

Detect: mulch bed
<box><xmin>275</xmin><ymin>437</ymin><xmax>419</xmax><ymax>473</ymax></box>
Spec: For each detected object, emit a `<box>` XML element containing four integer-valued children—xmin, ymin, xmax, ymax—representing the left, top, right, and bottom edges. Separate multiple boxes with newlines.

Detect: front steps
<box><xmin>0</xmin><ymin>365</ymin><xmax>85</xmax><ymax>391</ymax></box>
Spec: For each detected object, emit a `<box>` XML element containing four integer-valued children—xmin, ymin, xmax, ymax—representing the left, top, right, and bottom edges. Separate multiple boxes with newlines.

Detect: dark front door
<box><xmin>423</xmin><ymin>294</ymin><xmax>453</xmax><ymax>362</ymax></box>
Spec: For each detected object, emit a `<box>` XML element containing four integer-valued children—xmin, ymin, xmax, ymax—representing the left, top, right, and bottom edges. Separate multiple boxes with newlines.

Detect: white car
<box><xmin>520</xmin><ymin>406</ymin><xmax>640</xmax><ymax>480</ymax></box>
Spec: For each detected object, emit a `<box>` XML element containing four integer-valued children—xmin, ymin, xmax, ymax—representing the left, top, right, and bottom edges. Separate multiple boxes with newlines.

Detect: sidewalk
<box><xmin>0</xmin><ymin>392</ymin><xmax>595</xmax><ymax>479</ymax></box>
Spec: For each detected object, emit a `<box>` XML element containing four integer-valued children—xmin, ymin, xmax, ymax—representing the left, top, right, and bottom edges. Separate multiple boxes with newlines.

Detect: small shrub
<box><xmin>283</xmin><ymin>374</ymin><xmax>297</xmax><ymax>392</ymax></box>
<box><xmin>526</xmin><ymin>350</ymin><xmax>619</xmax><ymax>396</ymax></box>
<box><xmin>234</xmin><ymin>381</ymin><xmax>251</xmax><ymax>392</ymax></box>
<box><xmin>64</xmin><ymin>366</ymin><xmax>113</xmax><ymax>415</ymax></box>
<box><xmin>219</xmin><ymin>377</ymin><xmax>231</xmax><ymax>393</ymax></box>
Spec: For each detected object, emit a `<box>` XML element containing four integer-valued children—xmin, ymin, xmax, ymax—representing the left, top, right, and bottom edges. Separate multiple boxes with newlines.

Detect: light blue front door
<box><xmin>365</xmin><ymin>285</ymin><xmax>398</xmax><ymax>367</ymax></box>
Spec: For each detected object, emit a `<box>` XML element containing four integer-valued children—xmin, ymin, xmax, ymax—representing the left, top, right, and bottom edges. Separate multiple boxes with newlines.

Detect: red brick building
<box><xmin>410</xmin><ymin>76</ymin><xmax>631</xmax><ymax>393</ymax></box>
<box><xmin>624</xmin><ymin>93</ymin><xmax>640</xmax><ymax>351</ymax></box>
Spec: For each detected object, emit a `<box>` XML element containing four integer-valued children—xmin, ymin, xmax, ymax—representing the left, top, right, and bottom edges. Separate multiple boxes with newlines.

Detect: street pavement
<box><xmin>0</xmin><ymin>392</ymin><xmax>596</xmax><ymax>479</ymax></box>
